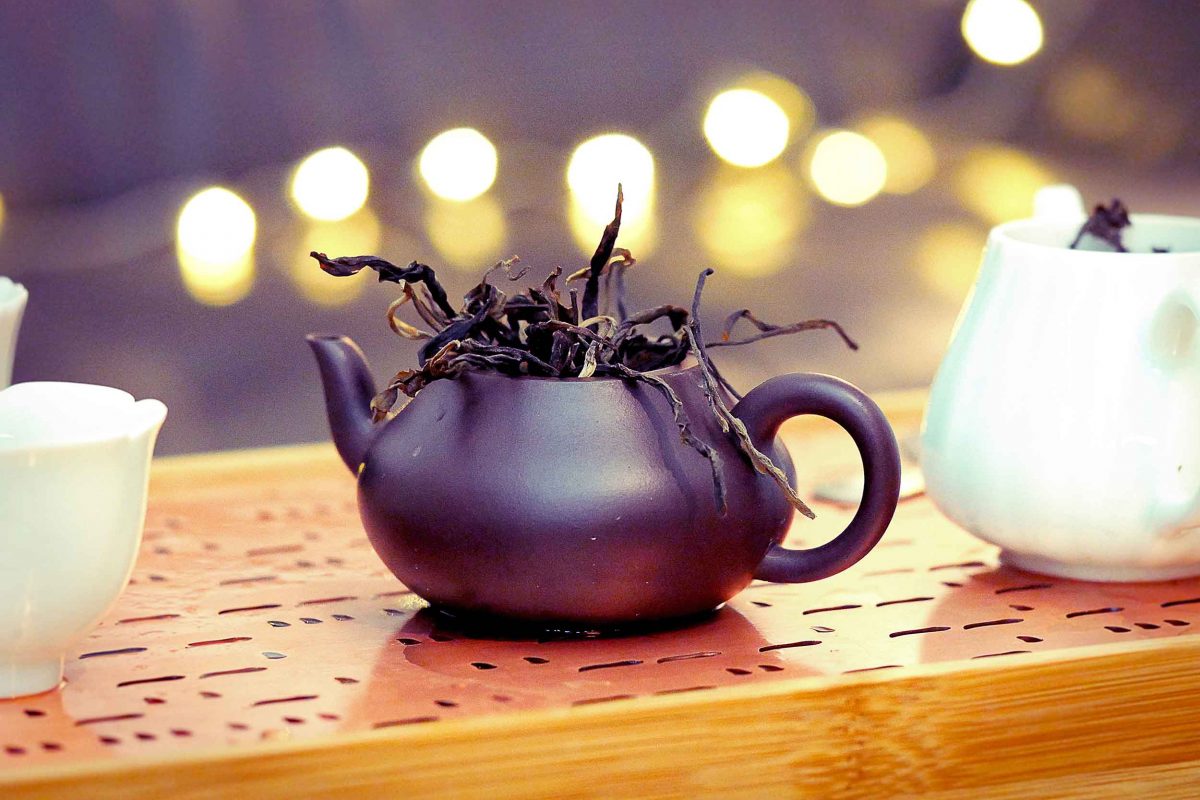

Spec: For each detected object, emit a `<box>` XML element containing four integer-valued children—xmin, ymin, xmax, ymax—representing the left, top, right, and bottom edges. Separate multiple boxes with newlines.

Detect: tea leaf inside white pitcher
<box><xmin>1069</xmin><ymin>198</ymin><xmax>1131</xmax><ymax>252</ymax></box>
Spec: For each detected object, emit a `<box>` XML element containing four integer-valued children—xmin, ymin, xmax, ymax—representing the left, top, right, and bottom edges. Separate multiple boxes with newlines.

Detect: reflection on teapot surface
<box><xmin>421</xmin><ymin>605</ymin><xmax>725</xmax><ymax>642</ymax></box>
<box><xmin>320</xmin><ymin>602</ymin><xmax>819</xmax><ymax>731</ymax></box>
<box><xmin>385</xmin><ymin>606</ymin><xmax>810</xmax><ymax>706</ymax></box>
<box><xmin>309</xmin><ymin>334</ymin><xmax>901</xmax><ymax>625</ymax></box>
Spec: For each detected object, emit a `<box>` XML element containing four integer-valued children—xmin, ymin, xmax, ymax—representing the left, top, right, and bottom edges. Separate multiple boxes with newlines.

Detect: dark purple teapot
<box><xmin>309</xmin><ymin>334</ymin><xmax>901</xmax><ymax>626</ymax></box>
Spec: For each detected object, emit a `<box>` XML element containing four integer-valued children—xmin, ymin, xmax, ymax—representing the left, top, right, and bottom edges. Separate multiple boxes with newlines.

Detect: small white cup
<box><xmin>0</xmin><ymin>277</ymin><xmax>27</xmax><ymax>389</ymax></box>
<box><xmin>0</xmin><ymin>382</ymin><xmax>167</xmax><ymax>697</ymax></box>
<box><xmin>922</xmin><ymin>214</ymin><xmax>1200</xmax><ymax>581</ymax></box>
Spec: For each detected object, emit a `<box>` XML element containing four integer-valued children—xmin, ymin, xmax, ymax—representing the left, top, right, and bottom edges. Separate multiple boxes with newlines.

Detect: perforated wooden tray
<box><xmin>4</xmin><ymin>393</ymin><xmax>1200</xmax><ymax>799</ymax></box>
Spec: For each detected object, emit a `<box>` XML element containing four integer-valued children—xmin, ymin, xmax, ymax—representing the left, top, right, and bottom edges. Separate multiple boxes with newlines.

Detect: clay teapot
<box><xmin>309</xmin><ymin>334</ymin><xmax>901</xmax><ymax>626</ymax></box>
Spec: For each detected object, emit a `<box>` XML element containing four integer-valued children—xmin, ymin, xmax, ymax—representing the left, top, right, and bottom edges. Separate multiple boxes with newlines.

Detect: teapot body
<box><xmin>309</xmin><ymin>333</ymin><xmax>901</xmax><ymax>626</ymax></box>
<box><xmin>357</xmin><ymin>365</ymin><xmax>795</xmax><ymax>624</ymax></box>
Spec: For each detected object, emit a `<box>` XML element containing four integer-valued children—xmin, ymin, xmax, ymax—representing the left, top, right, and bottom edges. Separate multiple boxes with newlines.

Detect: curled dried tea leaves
<box><xmin>687</xmin><ymin>269</ymin><xmax>816</xmax><ymax>520</ymax></box>
<box><xmin>311</xmin><ymin>253</ymin><xmax>457</xmax><ymax>318</ymax></box>
<box><xmin>714</xmin><ymin>309</ymin><xmax>859</xmax><ymax>351</ymax></box>
<box><xmin>310</xmin><ymin>186</ymin><xmax>853</xmax><ymax>519</ymax></box>
<box><xmin>609</xmin><ymin>248</ymin><xmax>636</xmax><ymax>320</ymax></box>
<box><xmin>386</xmin><ymin>296</ymin><xmax>433</xmax><ymax>340</ymax></box>
<box><xmin>484</xmin><ymin>257</ymin><xmax>529</xmax><ymax>283</ymax></box>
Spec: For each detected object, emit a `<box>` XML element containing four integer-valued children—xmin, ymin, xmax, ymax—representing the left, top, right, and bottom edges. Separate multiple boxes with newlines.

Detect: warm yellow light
<box><xmin>0</xmin><ymin>192</ymin><xmax>5</xmax><ymax>240</ymax></box>
<box><xmin>418</xmin><ymin>128</ymin><xmax>498</xmax><ymax>202</ymax></box>
<box><xmin>176</xmin><ymin>187</ymin><xmax>256</xmax><ymax>305</ymax></box>
<box><xmin>568</xmin><ymin>197</ymin><xmax>656</xmax><ymax>258</ymax></box>
<box><xmin>290</xmin><ymin>146</ymin><xmax>370</xmax><ymax>222</ymax></box>
<box><xmin>1045</xmin><ymin>62</ymin><xmax>1137</xmax><ymax>144</ymax></box>
<box><xmin>178</xmin><ymin>251</ymin><xmax>254</xmax><ymax>307</ymax></box>
<box><xmin>856</xmin><ymin>115</ymin><xmax>937</xmax><ymax>195</ymax></box>
<box><xmin>962</xmin><ymin>0</ymin><xmax>1043</xmax><ymax>66</ymax></box>
<box><xmin>424</xmin><ymin>196</ymin><xmax>507</xmax><ymax>270</ymax></box>
<box><xmin>567</xmin><ymin>133</ymin><xmax>655</xmax><ymax>226</ymax></box>
<box><xmin>177</xmin><ymin>187</ymin><xmax>256</xmax><ymax>264</ymax></box>
<box><xmin>914</xmin><ymin>223</ymin><xmax>989</xmax><ymax>301</ymax></box>
<box><xmin>291</xmin><ymin>208</ymin><xmax>382</xmax><ymax>306</ymax></box>
<box><xmin>1033</xmin><ymin>184</ymin><xmax>1085</xmax><ymax>222</ymax></box>
<box><xmin>953</xmin><ymin>145</ymin><xmax>1056</xmax><ymax>224</ymax></box>
<box><xmin>737</xmin><ymin>72</ymin><xmax>815</xmax><ymax>142</ymax></box>
<box><xmin>806</xmin><ymin>130</ymin><xmax>888</xmax><ymax>207</ymax></box>
<box><xmin>703</xmin><ymin>89</ymin><xmax>790</xmax><ymax>168</ymax></box>
<box><xmin>1126</xmin><ymin>99</ymin><xmax>1187</xmax><ymax>164</ymax></box>
<box><xmin>694</xmin><ymin>166</ymin><xmax>809</xmax><ymax>277</ymax></box>
<box><xmin>566</xmin><ymin>133</ymin><xmax>656</xmax><ymax>256</ymax></box>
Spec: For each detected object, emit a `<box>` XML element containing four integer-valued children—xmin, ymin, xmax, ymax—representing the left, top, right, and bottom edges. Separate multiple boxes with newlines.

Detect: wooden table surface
<box><xmin>3</xmin><ymin>391</ymin><xmax>1200</xmax><ymax>799</ymax></box>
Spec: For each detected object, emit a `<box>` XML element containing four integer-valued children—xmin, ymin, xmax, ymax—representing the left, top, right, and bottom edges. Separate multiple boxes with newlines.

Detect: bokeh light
<box><xmin>953</xmin><ymin>144</ymin><xmax>1056</xmax><ymax>224</ymax></box>
<box><xmin>856</xmin><ymin>115</ymin><xmax>937</xmax><ymax>195</ymax></box>
<box><xmin>1033</xmin><ymin>184</ymin><xmax>1085</xmax><ymax>221</ymax></box>
<box><xmin>290</xmin><ymin>208</ymin><xmax>382</xmax><ymax>306</ymax></box>
<box><xmin>567</xmin><ymin>133</ymin><xmax>656</xmax><ymax>255</ymax></box>
<box><xmin>177</xmin><ymin>186</ymin><xmax>256</xmax><ymax>264</ymax></box>
<box><xmin>703</xmin><ymin>88</ymin><xmax>790</xmax><ymax>168</ymax></box>
<box><xmin>1045</xmin><ymin>62</ymin><xmax>1136</xmax><ymax>145</ymax></box>
<box><xmin>806</xmin><ymin>130</ymin><xmax>888</xmax><ymax>207</ymax></box>
<box><xmin>179</xmin><ymin>251</ymin><xmax>254</xmax><ymax>307</ymax></box>
<box><xmin>176</xmin><ymin>186</ymin><xmax>256</xmax><ymax>306</ymax></box>
<box><xmin>961</xmin><ymin>0</ymin><xmax>1043</xmax><ymax>66</ymax></box>
<box><xmin>418</xmin><ymin>128</ymin><xmax>498</xmax><ymax>202</ymax></box>
<box><xmin>736</xmin><ymin>71</ymin><xmax>815</xmax><ymax>143</ymax></box>
<box><xmin>694</xmin><ymin>166</ymin><xmax>810</xmax><ymax>277</ymax></box>
<box><xmin>424</xmin><ymin>196</ymin><xmax>508</xmax><ymax>270</ymax></box>
<box><xmin>1127</xmin><ymin>101</ymin><xmax>1187</xmax><ymax>165</ymax></box>
<box><xmin>914</xmin><ymin>222</ymin><xmax>989</xmax><ymax>302</ymax></box>
<box><xmin>290</xmin><ymin>146</ymin><xmax>370</xmax><ymax>222</ymax></box>
<box><xmin>568</xmin><ymin>196</ymin><xmax>656</xmax><ymax>258</ymax></box>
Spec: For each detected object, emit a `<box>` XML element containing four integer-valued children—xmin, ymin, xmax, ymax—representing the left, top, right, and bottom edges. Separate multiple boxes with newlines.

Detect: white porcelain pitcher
<box><xmin>0</xmin><ymin>277</ymin><xmax>27</xmax><ymax>389</ymax></box>
<box><xmin>0</xmin><ymin>382</ymin><xmax>166</xmax><ymax>697</ymax></box>
<box><xmin>922</xmin><ymin>214</ymin><xmax>1200</xmax><ymax>582</ymax></box>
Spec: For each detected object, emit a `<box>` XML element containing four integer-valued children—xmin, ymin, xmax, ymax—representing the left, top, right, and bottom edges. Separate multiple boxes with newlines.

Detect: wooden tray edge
<box><xmin>4</xmin><ymin>632</ymin><xmax>1199</xmax><ymax>799</ymax></box>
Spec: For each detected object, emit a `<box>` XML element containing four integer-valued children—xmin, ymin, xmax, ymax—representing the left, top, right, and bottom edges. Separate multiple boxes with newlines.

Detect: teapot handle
<box><xmin>733</xmin><ymin>373</ymin><xmax>901</xmax><ymax>583</ymax></box>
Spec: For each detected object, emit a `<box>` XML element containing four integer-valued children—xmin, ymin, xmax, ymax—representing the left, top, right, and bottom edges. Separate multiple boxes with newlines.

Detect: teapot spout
<box><xmin>306</xmin><ymin>334</ymin><xmax>378</xmax><ymax>473</ymax></box>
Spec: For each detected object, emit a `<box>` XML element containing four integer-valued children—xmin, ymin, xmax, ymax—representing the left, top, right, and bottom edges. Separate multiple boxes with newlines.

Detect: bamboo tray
<box><xmin>3</xmin><ymin>392</ymin><xmax>1200</xmax><ymax>799</ymax></box>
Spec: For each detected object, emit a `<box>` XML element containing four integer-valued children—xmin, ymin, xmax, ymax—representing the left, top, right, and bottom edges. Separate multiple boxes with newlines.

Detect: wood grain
<box><xmin>6</xmin><ymin>390</ymin><xmax>1195</xmax><ymax>798</ymax></box>
<box><xmin>4</xmin><ymin>635</ymin><xmax>1199</xmax><ymax>799</ymax></box>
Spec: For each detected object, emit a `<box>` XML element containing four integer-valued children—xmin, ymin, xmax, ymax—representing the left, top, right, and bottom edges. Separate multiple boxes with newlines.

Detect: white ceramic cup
<box><xmin>0</xmin><ymin>277</ymin><xmax>27</xmax><ymax>389</ymax></box>
<box><xmin>0</xmin><ymin>382</ymin><xmax>167</xmax><ymax>697</ymax></box>
<box><xmin>922</xmin><ymin>214</ymin><xmax>1200</xmax><ymax>582</ymax></box>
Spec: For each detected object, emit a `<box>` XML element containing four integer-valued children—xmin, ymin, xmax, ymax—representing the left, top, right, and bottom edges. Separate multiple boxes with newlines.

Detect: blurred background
<box><xmin>1</xmin><ymin>0</ymin><xmax>1198</xmax><ymax>454</ymax></box>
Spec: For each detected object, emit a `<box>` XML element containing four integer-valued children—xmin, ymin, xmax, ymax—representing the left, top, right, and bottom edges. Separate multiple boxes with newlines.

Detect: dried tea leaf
<box><xmin>311</xmin><ymin>253</ymin><xmax>457</xmax><ymax>317</ymax></box>
<box><xmin>581</xmin><ymin>184</ymin><xmax>623</xmax><ymax>321</ymax></box>
<box><xmin>1069</xmin><ymin>199</ymin><xmax>1131</xmax><ymax>252</ymax></box>
<box><xmin>687</xmin><ymin>269</ymin><xmax>816</xmax><ymax>520</ymax></box>
<box><xmin>714</xmin><ymin>309</ymin><xmax>858</xmax><ymax>351</ymax></box>
<box><xmin>386</xmin><ymin>296</ymin><xmax>433</xmax><ymax>340</ymax></box>
<box><xmin>310</xmin><ymin>186</ymin><xmax>854</xmax><ymax>520</ymax></box>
